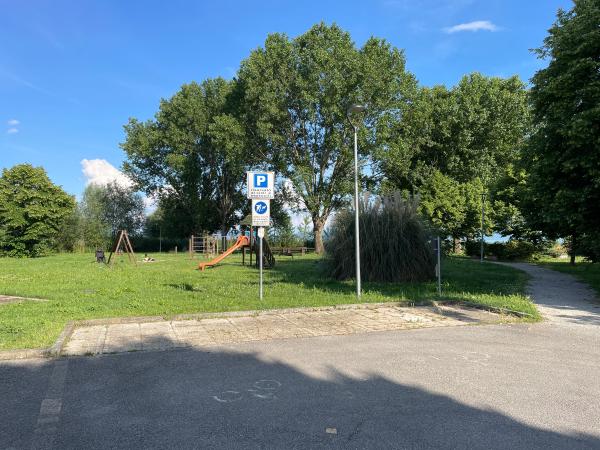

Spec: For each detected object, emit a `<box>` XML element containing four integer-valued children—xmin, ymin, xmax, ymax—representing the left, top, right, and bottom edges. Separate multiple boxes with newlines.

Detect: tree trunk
<box><xmin>313</xmin><ymin>220</ymin><xmax>325</xmax><ymax>254</ymax></box>
<box><xmin>569</xmin><ymin>233</ymin><xmax>577</xmax><ymax>265</ymax></box>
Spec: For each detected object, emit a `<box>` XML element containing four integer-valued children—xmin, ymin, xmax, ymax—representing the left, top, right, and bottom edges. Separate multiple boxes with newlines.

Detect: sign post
<box><xmin>247</xmin><ymin>171</ymin><xmax>274</xmax><ymax>300</ymax></box>
<box><xmin>257</xmin><ymin>227</ymin><xmax>265</xmax><ymax>300</ymax></box>
<box><xmin>436</xmin><ymin>236</ymin><xmax>441</xmax><ymax>296</ymax></box>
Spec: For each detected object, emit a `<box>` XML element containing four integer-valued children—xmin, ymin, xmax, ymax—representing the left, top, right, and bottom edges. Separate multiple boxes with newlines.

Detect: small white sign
<box><xmin>247</xmin><ymin>171</ymin><xmax>274</xmax><ymax>199</ymax></box>
<box><xmin>252</xmin><ymin>199</ymin><xmax>270</xmax><ymax>227</ymax></box>
<box><xmin>257</xmin><ymin>227</ymin><xmax>265</xmax><ymax>238</ymax></box>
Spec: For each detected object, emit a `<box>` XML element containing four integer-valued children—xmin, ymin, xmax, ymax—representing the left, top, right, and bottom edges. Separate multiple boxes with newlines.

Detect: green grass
<box><xmin>0</xmin><ymin>253</ymin><xmax>538</xmax><ymax>350</ymax></box>
<box><xmin>538</xmin><ymin>258</ymin><xmax>600</xmax><ymax>297</ymax></box>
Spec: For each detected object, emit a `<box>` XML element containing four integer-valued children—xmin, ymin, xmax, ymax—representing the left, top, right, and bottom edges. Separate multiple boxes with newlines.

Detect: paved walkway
<box><xmin>499</xmin><ymin>262</ymin><xmax>600</xmax><ymax>327</ymax></box>
<box><xmin>62</xmin><ymin>305</ymin><xmax>506</xmax><ymax>356</ymax></box>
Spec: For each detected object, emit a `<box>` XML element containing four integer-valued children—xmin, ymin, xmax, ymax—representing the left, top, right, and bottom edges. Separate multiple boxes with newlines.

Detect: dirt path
<box><xmin>500</xmin><ymin>262</ymin><xmax>600</xmax><ymax>327</ymax></box>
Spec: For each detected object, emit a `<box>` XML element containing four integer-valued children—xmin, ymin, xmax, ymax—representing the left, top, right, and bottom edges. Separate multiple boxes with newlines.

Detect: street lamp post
<box><xmin>347</xmin><ymin>104</ymin><xmax>366</xmax><ymax>298</ymax></box>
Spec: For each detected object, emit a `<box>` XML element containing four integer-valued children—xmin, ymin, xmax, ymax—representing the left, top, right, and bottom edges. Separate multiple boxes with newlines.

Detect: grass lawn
<box><xmin>0</xmin><ymin>253</ymin><xmax>538</xmax><ymax>350</ymax></box>
<box><xmin>538</xmin><ymin>258</ymin><xmax>600</xmax><ymax>297</ymax></box>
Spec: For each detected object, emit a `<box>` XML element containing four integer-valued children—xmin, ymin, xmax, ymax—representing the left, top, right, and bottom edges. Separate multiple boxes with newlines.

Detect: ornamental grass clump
<box><xmin>326</xmin><ymin>192</ymin><xmax>435</xmax><ymax>283</ymax></box>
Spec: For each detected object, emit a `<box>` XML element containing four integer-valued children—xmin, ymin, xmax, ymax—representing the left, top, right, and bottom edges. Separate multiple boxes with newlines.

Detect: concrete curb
<box><xmin>47</xmin><ymin>321</ymin><xmax>76</xmax><ymax>357</ymax></box>
<box><xmin>0</xmin><ymin>348</ymin><xmax>48</xmax><ymax>360</ymax></box>
<box><xmin>0</xmin><ymin>300</ymin><xmax>528</xmax><ymax>361</ymax></box>
<box><xmin>435</xmin><ymin>300</ymin><xmax>537</xmax><ymax>319</ymax></box>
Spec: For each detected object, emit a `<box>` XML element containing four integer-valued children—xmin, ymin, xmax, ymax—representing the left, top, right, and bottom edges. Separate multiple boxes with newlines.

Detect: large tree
<box><xmin>418</xmin><ymin>171</ymin><xmax>493</xmax><ymax>251</ymax></box>
<box><xmin>238</xmin><ymin>23</ymin><xmax>418</xmax><ymax>253</ymax></box>
<box><xmin>77</xmin><ymin>182</ymin><xmax>145</xmax><ymax>249</ymax></box>
<box><xmin>97</xmin><ymin>182</ymin><xmax>145</xmax><ymax>237</ymax></box>
<box><xmin>0</xmin><ymin>164</ymin><xmax>75</xmax><ymax>257</ymax></box>
<box><xmin>122</xmin><ymin>78</ymin><xmax>248</xmax><ymax>236</ymax></box>
<box><xmin>523</xmin><ymin>0</ymin><xmax>600</xmax><ymax>263</ymax></box>
<box><xmin>381</xmin><ymin>73</ymin><xmax>530</xmax><ymax>193</ymax></box>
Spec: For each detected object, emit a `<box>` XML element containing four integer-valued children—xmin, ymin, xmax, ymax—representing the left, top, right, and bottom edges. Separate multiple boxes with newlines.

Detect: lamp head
<box><xmin>347</xmin><ymin>104</ymin><xmax>366</xmax><ymax>115</ymax></box>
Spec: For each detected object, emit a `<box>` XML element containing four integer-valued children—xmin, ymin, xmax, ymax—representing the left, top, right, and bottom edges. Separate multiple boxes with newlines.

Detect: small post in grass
<box><xmin>480</xmin><ymin>191</ymin><xmax>486</xmax><ymax>263</ymax></box>
<box><xmin>436</xmin><ymin>236</ymin><xmax>442</xmax><ymax>296</ymax></box>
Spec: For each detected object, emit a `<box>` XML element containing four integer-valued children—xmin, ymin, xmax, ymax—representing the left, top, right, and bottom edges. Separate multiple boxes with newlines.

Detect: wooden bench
<box><xmin>271</xmin><ymin>247</ymin><xmax>312</xmax><ymax>257</ymax></box>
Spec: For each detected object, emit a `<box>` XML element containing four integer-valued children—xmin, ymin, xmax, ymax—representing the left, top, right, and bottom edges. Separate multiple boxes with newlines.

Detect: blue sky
<box><xmin>1</xmin><ymin>0</ymin><xmax>570</xmax><ymax>197</ymax></box>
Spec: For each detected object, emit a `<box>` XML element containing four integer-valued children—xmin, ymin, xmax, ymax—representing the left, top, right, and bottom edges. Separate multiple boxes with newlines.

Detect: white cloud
<box><xmin>7</xmin><ymin>119</ymin><xmax>19</xmax><ymax>126</ymax></box>
<box><xmin>444</xmin><ymin>20</ymin><xmax>498</xmax><ymax>34</ymax></box>
<box><xmin>81</xmin><ymin>158</ymin><xmax>133</xmax><ymax>188</ymax></box>
<box><xmin>6</xmin><ymin>127</ymin><xmax>18</xmax><ymax>134</ymax></box>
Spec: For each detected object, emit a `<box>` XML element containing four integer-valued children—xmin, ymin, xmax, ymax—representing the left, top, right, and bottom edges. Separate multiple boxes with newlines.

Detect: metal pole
<box><xmin>353</xmin><ymin>126</ymin><xmax>361</xmax><ymax>297</ymax></box>
<box><xmin>259</xmin><ymin>228</ymin><xmax>263</xmax><ymax>300</ymax></box>
<box><xmin>437</xmin><ymin>236</ymin><xmax>441</xmax><ymax>296</ymax></box>
<box><xmin>480</xmin><ymin>192</ymin><xmax>485</xmax><ymax>263</ymax></box>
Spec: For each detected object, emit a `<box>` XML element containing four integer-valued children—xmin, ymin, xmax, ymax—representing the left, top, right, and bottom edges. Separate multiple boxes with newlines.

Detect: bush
<box><xmin>326</xmin><ymin>193</ymin><xmax>435</xmax><ymax>282</ymax></box>
<box><xmin>576</xmin><ymin>233</ymin><xmax>600</xmax><ymax>263</ymax></box>
<box><xmin>464</xmin><ymin>240</ymin><xmax>483</xmax><ymax>258</ymax></box>
<box><xmin>546</xmin><ymin>241</ymin><xmax>567</xmax><ymax>258</ymax></box>
<box><xmin>485</xmin><ymin>240</ymin><xmax>538</xmax><ymax>261</ymax></box>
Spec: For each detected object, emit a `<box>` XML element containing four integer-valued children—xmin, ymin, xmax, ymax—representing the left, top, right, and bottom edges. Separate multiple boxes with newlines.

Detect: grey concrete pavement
<box><xmin>2</xmin><ymin>324</ymin><xmax>599</xmax><ymax>449</ymax></box>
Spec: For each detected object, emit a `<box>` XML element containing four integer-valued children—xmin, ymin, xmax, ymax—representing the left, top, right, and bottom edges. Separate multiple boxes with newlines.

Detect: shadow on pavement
<box><xmin>1</xmin><ymin>337</ymin><xmax>599</xmax><ymax>449</ymax></box>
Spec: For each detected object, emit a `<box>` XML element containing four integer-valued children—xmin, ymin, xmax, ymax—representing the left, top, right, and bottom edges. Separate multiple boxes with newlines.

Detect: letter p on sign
<box><xmin>254</xmin><ymin>174</ymin><xmax>268</xmax><ymax>188</ymax></box>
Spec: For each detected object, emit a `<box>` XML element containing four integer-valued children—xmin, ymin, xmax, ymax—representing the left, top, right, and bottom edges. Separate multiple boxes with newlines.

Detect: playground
<box><xmin>0</xmin><ymin>251</ymin><xmax>538</xmax><ymax>350</ymax></box>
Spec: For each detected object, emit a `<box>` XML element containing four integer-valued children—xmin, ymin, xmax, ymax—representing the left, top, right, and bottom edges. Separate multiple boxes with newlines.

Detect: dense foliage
<box><xmin>122</xmin><ymin>78</ymin><xmax>249</xmax><ymax>236</ymax></box>
<box><xmin>326</xmin><ymin>193</ymin><xmax>435</xmax><ymax>282</ymax></box>
<box><xmin>0</xmin><ymin>164</ymin><xmax>75</xmax><ymax>257</ymax></box>
<box><xmin>524</xmin><ymin>0</ymin><xmax>600</xmax><ymax>263</ymax></box>
<box><xmin>379</xmin><ymin>74</ymin><xmax>529</xmax><ymax>192</ymax></box>
<box><xmin>57</xmin><ymin>182</ymin><xmax>146</xmax><ymax>252</ymax></box>
<box><xmin>237</xmin><ymin>23</ymin><xmax>418</xmax><ymax>253</ymax></box>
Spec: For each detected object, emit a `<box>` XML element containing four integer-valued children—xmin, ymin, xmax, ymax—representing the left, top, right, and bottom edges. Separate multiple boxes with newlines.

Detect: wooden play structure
<box><xmin>107</xmin><ymin>230</ymin><xmax>136</xmax><ymax>265</ymax></box>
<box><xmin>197</xmin><ymin>225</ymin><xmax>275</xmax><ymax>271</ymax></box>
<box><xmin>189</xmin><ymin>234</ymin><xmax>218</xmax><ymax>259</ymax></box>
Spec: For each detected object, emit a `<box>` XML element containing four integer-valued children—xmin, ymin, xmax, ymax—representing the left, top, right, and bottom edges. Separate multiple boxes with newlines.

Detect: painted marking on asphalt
<box><xmin>212</xmin><ymin>379</ymin><xmax>282</xmax><ymax>403</ymax></box>
<box><xmin>212</xmin><ymin>390</ymin><xmax>242</xmax><ymax>403</ymax></box>
<box><xmin>457</xmin><ymin>351</ymin><xmax>491</xmax><ymax>366</ymax></box>
<box><xmin>253</xmin><ymin>379</ymin><xmax>281</xmax><ymax>390</ymax></box>
<box><xmin>30</xmin><ymin>359</ymin><xmax>69</xmax><ymax>450</ymax></box>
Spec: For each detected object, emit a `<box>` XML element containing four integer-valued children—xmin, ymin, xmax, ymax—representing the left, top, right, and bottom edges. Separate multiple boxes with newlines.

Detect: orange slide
<box><xmin>198</xmin><ymin>235</ymin><xmax>250</xmax><ymax>271</ymax></box>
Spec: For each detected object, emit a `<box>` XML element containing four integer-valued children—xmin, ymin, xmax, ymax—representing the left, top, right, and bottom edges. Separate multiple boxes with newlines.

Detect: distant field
<box><xmin>0</xmin><ymin>253</ymin><xmax>537</xmax><ymax>350</ymax></box>
<box><xmin>538</xmin><ymin>259</ymin><xmax>600</xmax><ymax>298</ymax></box>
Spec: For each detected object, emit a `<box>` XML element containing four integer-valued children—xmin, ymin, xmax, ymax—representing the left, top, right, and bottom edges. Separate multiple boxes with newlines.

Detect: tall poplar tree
<box><xmin>238</xmin><ymin>23</ymin><xmax>417</xmax><ymax>253</ymax></box>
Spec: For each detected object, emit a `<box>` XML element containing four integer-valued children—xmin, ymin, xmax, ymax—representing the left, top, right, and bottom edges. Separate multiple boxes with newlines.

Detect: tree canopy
<box><xmin>0</xmin><ymin>164</ymin><xmax>75</xmax><ymax>257</ymax></box>
<box><xmin>380</xmin><ymin>73</ymin><xmax>529</xmax><ymax>192</ymax></box>
<box><xmin>122</xmin><ymin>78</ymin><xmax>249</xmax><ymax>236</ymax></box>
<box><xmin>238</xmin><ymin>22</ymin><xmax>418</xmax><ymax>252</ymax></box>
<box><xmin>523</xmin><ymin>0</ymin><xmax>600</xmax><ymax>261</ymax></box>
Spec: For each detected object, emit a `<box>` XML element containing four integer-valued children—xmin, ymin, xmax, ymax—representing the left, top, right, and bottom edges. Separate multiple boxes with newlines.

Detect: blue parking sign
<box><xmin>247</xmin><ymin>171</ymin><xmax>274</xmax><ymax>199</ymax></box>
<box><xmin>254</xmin><ymin>173</ymin><xmax>268</xmax><ymax>188</ymax></box>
